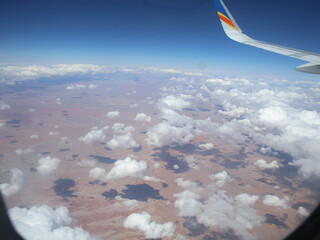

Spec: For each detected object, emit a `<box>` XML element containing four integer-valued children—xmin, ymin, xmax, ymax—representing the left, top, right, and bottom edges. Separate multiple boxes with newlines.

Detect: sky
<box><xmin>0</xmin><ymin>0</ymin><xmax>320</xmax><ymax>79</ymax></box>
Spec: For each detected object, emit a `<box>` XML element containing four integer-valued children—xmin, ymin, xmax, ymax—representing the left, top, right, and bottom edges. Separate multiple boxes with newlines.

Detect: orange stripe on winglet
<box><xmin>218</xmin><ymin>12</ymin><xmax>237</xmax><ymax>31</ymax></box>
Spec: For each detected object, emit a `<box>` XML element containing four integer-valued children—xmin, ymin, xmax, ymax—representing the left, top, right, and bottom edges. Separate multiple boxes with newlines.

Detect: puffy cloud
<box><xmin>107</xmin><ymin>133</ymin><xmax>139</xmax><ymax>150</ymax></box>
<box><xmin>123</xmin><ymin>212</ymin><xmax>176</xmax><ymax>239</ymax></box>
<box><xmin>106</xmin><ymin>157</ymin><xmax>147</xmax><ymax>180</ymax></box>
<box><xmin>183</xmin><ymin>155</ymin><xmax>199</xmax><ymax>169</ymax></box>
<box><xmin>0</xmin><ymin>64</ymin><xmax>113</xmax><ymax>81</ymax></box>
<box><xmin>0</xmin><ymin>102</ymin><xmax>10</xmax><ymax>110</ymax></box>
<box><xmin>254</xmin><ymin>159</ymin><xmax>279</xmax><ymax>170</ymax></box>
<box><xmin>146</xmin><ymin>122</ymin><xmax>195</xmax><ymax>147</ymax></box>
<box><xmin>88</xmin><ymin>84</ymin><xmax>97</xmax><ymax>89</ymax></box>
<box><xmin>135</xmin><ymin>113</ymin><xmax>151</xmax><ymax>123</ymax></box>
<box><xmin>291</xmin><ymin>158</ymin><xmax>320</xmax><ymax>179</ymax></box>
<box><xmin>174</xmin><ymin>190</ymin><xmax>262</xmax><ymax>240</ymax></box>
<box><xmin>114</xmin><ymin>196</ymin><xmax>139</xmax><ymax>209</ymax></box>
<box><xmin>89</xmin><ymin>167</ymin><xmax>106</xmax><ymax>181</ymax></box>
<box><xmin>235</xmin><ymin>193</ymin><xmax>259</xmax><ymax>206</ymax></box>
<box><xmin>15</xmin><ymin>148</ymin><xmax>33</xmax><ymax>156</ymax></box>
<box><xmin>112</xmin><ymin>123</ymin><xmax>135</xmax><ymax>134</ymax></box>
<box><xmin>48</xmin><ymin>131</ymin><xmax>60</xmax><ymax>136</ymax></box>
<box><xmin>199</xmin><ymin>143</ymin><xmax>214</xmax><ymax>150</ymax></box>
<box><xmin>79</xmin><ymin>129</ymin><xmax>106</xmax><ymax>144</ymax></box>
<box><xmin>30</xmin><ymin>134</ymin><xmax>39</xmax><ymax>139</ymax></box>
<box><xmin>8</xmin><ymin>205</ymin><xmax>96</xmax><ymax>240</ymax></box>
<box><xmin>263</xmin><ymin>195</ymin><xmax>289</xmax><ymax>209</ymax></box>
<box><xmin>106</xmin><ymin>111</ymin><xmax>120</xmax><ymax>118</ymax></box>
<box><xmin>159</xmin><ymin>96</ymin><xmax>190</xmax><ymax>110</ymax></box>
<box><xmin>76</xmin><ymin>160</ymin><xmax>95</xmax><ymax>167</ymax></box>
<box><xmin>0</xmin><ymin>168</ymin><xmax>24</xmax><ymax>197</ymax></box>
<box><xmin>37</xmin><ymin>156</ymin><xmax>60</xmax><ymax>175</ymax></box>
<box><xmin>297</xmin><ymin>206</ymin><xmax>309</xmax><ymax>217</ymax></box>
<box><xmin>66</xmin><ymin>84</ymin><xmax>86</xmax><ymax>90</ymax></box>
<box><xmin>89</xmin><ymin>157</ymin><xmax>147</xmax><ymax>181</ymax></box>
<box><xmin>209</xmin><ymin>171</ymin><xmax>234</xmax><ymax>187</ymax></box>
<box><xmin>143</xmin><ymin>176</ymin><xmax>163</xmax><ymax>183</ymax></box>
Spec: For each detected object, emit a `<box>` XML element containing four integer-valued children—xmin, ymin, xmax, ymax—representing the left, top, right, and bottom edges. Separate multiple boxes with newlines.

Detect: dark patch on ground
<box><xmin>6</xmin><ymin>120</ymin><xmax>21</xmax><ymax>124</ymax></box>
<box><xmin>140</xmin><ymin>131</ymin><xmax>147</xmax><ymax>134</ymax></box>
<box><xmin>0</xmin><ymin>154</ymin><xmax>4</xmax><ymax>159</ymax></box>
<box><xmin>62</xmin><ymin>110</ymin><xmax>68</xmax><ymax>113</ymax></box>
<box><xmin>30</xmin><ymin>167</ymin><xmax>37</xmax><ymax>172</ymax></box>
<box><xmin>63</xmin><ymin>114</ymin><xmax>69</xmax><ymax>116</ymax></box>
<box><xmin>183</xmin><ymin>216</ymin><xmax>208</xmax><ymax>237</ymax></box>
<box><xmin>60</xmin><ymin>148</ymin><xmax>70</xmax><ymax>152</ymax></box>
<box><xmin>265</xmin><ymin>214</ymin><xmax>289</xmax><ymax>229</ymax></box>
<box><xmin>39</xmin><ymin>122</ymin><xmax>44</xmax><ymax>126</ymax></box>
<box><xmin>162</xmin><ymin>182</ymin><xmax>168</xmax><ymax>188</ymax></box>
<box><xmin>199</xmin><ymin>148</ymin><xmax>221</xmax><ymax>156</ymax></box>
<box><xmin>9</xmin><ymin>140</ymin><xmax>18</xmax><ymax>143</ymax></box>
<box><xmin>11</xmin><ymin>125</ymin><xmax>20</xmax><ymax>128</ymax></box>
<box><xmin>121</xmin><ymin>184</ymin><xmax>165</xmax><ymax>202</ymax></box>
<box><xmin>54</xmin><ymin>178</ymin><xmax>77</xmax><ymax>198</ymax></box>
<box><xmin>133</xmin><ymin>146</ymin><xmax>142</xmax><ymax>152</ymax></box>
<box><xmin>256</xmin><ymin>178</ymin><xmax>277</xmax><ymax>186</ymax></box>
<box><xmin>171</xmin><ymin>143</ymin><xmax>199</xmax><ymax>154</ymax></box>
<box><xmin>199</xmin><ymin>108</ymin><xmax>211</xmax><ymax>112</ymax></box>
<box><xmin>203</xmin><ymin>229</ymin><xmax>241</xmax><ymax>240</ymax></box>
<box><xmin>220</xmin><ymin>158</ymin><xmax>246</xmax><ymax>169</ymax></box>
<box><xmin>152</xmin><ymin>113</ymin><xmax>158</xmax><ymax>115</ymax></box>
<box><xmin>72</xmin><ymin>96</ymin><xmax>82</xmax><ymax>99</ymax></box>
<box><xmin>89</xmin><ymin>180</ymin><xmax>100</xmax><ymax>185</ymax></box>
<box><xmin>101</xmin><ymin>189</ymin><xmax>118</xmax><ymax>200</ymax></box>
<box><xmin>5</xmin><ymin>136</ymin><xmax>14</xmax><ymax>138</ymax></box>
<box><xmin>100</xmin><ymin>182</ymin><xmax>107</xmax><ymax>186</ymax></box>
<box><xmin>72</xmin><ymin>154</ymin><xmax>79</xmax><ymax>158</ymax></box>
<box><xmin>292</xmin><ymin>202</ymin><xmax>314</xmax><ymax>211</ymax></box>
<box><xmin>152</xmin><ymin>147</ymin><xmax>189</xmax><ymax>173</ymax></box>
<box><xmin>89</xmin><ymin>155</ymin><xmax>116</xmax><ymax>164</ymax></box>
<box><xmin>183</xmin><ymin>108</ymin><xmax>195</xmax><ymax>111</ymax></box>
<box><xmin>41</xmin><ymin>152</ymin><xmax>50</xmax><ymax>155</ymax></box>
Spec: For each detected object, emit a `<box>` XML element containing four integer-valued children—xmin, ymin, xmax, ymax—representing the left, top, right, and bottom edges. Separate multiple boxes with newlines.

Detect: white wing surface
<box><xmin>213</xmin><ymin>0</ymin><xmax>320</xmax><ymax>74</ymax></box>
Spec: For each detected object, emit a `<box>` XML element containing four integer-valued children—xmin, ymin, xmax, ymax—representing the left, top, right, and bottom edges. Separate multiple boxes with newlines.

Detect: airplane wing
<box><xmin>213</xmin><ymin>0</ymin><xmax>320</xmax><ymax>74</ymax></box>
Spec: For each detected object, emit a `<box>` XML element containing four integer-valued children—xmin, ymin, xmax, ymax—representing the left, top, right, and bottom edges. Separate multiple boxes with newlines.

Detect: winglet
<box><xmin>214</xmin><ymin>0</ymin><xmax>242</xmax><ymax>33</ymax></box>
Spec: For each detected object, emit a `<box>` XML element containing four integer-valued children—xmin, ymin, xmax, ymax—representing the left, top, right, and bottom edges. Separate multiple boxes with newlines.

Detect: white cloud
<box><xmin>112</xmin><ymin>123</ymin><xmax>135</xmax><ymax>134</ymax></box>
<box><xmin>66</xmin><ymin>84</ymin><xmax>86</xmax><ymax>90</ymax></box>
<box><xmin>76</xmin><ymin>160</ymin><xmax>95</xmax><ymax>167</ymax></box>
<box><xmin>123</xmin><ymin>212</ymin><xmax>176</xmax><ymax>239</ymax></box>
<box><xmin>89</xmin><ymin>167</ymin><xmax>106</xmax><ymax>181</ymax></box>
<box><xmin>263</xmin><ymin>195</ymin><xmax>289</xmax><ymax>209</ymax></box>
<box><xmin>146</xmin><ymin>122</ymin><xmax>195</xmax><ymax>147</ymax></box>
<box><xmin>30</xmin><ymin>134</ymin><xmax>39</xmax><ymax>139</ymax></box>
<box><xmin>79</xmin><ymin>129</ymin><xmax>106</xmax><ymax>144</ymax></box>
<box><xmin>184</xmin><ymin>155</ymin><xmax>199</xmax><ymax>169</ymax></box>
<box><xmin>135</xmin><ymin>113</ymin><xmax>151</xmax><ymax>123</ymax></box>
<box><xmin>88</xmin><ymin>84</ymin><xmax>97</xmax><ymax>89</ymax></box>
<box><xmin>174</xmin><ymin>190</ymin><xmax>262</xmax><ymax>240</ymax></box>
<box><xmin>0</xmin><ymin>168</ymin><xmax>24</xmax><ymax>197</ymax></box>
<box><xmin>0</xmin><ymin>102</ymin><xmax>10</xmax><ymax>110</ymax></box>
<box><xmin>37</xmin><ymin>156</ymin><xmax>60</xmax><ymax>175</ymax></box>
<box><xmin>107</xmin><ymin>133</ymin><xmax>139</xmax><ymax>150</ymax></box>
<box><xmin>114</xmin><ymin>196</ymin><xmax>139</xmax><ymax>209</ymax></box>
<box><xmin>15</xmin><ymin>148</ymin><xmax>33</xmax><ymax>156</ymax></box>
<box><xmin>297</xmin><ymin>206</ymin><xmax>309</xmax><ymax>217</ymax></box>
<box><xmin>48</xmin><ymin>131</ymin><xmax>60</xmax><ymax>136</ymax></box>
<box><xmin>106</xmin><ymin>111</ymin><xmax>120</xmax><ymax>118</ymax></box>
<box><xmin>235</xmin><ymin>193</ymin><xmax>259</xmax><ymax>206</ymax></box>
<box><xmin>8</xmin><ymin>205</ymin><xmax>96</xmax><ymax>240</ymax></box>
<box><xmin>159</xmin><ymin>96</ymin><xmax>190</xmax><ymax>110</ymax></box>
<box><xmin>143</xmin><ymin>176</ymin><xmax>163</xmax><ymax>183</ymax></box>
<box><xmin>254</xmin><ymin>159</ymin><xmax>279</xmax><ymax>170</ymax></box>
<box><xmin>209</xmin><ymin>171</ymin><xmax>234</xmax><ymax>187</ymax></box>
<box><xmin>199</xmin><ymin>143</ymin><xmax>214</xmax><ymax>150</ymax></box>
<box><xmin>106</xmin><ymin>157</ymin><xmax>147</xmax><ymax>180</ymax></box>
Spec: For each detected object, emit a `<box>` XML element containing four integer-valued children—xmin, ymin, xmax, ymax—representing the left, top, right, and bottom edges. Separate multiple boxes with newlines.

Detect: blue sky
<box><xmin>0</xmin><ymin>0</ymin><xmax>319</xmax><ymax>79</ymax></box>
